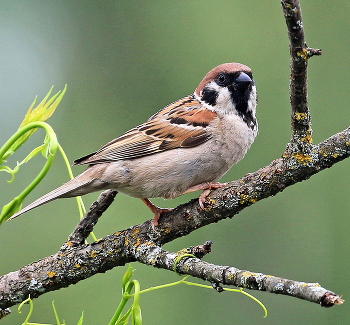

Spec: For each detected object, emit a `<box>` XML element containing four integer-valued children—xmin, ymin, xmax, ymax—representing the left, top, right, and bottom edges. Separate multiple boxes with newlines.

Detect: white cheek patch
<box><xmin>204</xmin><ymin>82</ymin><xmax>237</xmax><ymax>112</ymax></box>
<box><xmin>216</xmin><ymin>86</ymin><xmax>233</xmax><ymax>106</ymax></box>
<box><xmin>248</xmin><ymin>85</ymin><xmax>257</xmax><ymax>112</ymax></box>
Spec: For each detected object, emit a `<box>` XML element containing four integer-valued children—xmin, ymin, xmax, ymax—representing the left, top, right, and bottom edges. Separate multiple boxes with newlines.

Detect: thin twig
<box><xmin>281</xmin><ymin>0</ymin><xmax>321</xmax><ymax>146</ymax></box>
<box><xmin>64</xmin><ymin>190</ymin><xmax>118</xmax><ymax>247</ymax></box>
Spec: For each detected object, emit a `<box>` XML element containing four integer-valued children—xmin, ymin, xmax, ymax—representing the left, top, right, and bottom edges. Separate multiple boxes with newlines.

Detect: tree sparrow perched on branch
<box><xmin>9</xmin><ymin>63</ymin><xmax>258</xmax><ymax>226</ymax></box>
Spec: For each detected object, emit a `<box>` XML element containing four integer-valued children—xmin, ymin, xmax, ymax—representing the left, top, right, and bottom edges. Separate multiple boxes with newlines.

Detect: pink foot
<box><xmin>183</xmin><ymin>182</ymin><xmax>228</xmax><ymax>209</ymax></box>
<box><xmin>141</xmin><ymin>198</ymin><xmax>173</xmax><ymax>227</ymax></box>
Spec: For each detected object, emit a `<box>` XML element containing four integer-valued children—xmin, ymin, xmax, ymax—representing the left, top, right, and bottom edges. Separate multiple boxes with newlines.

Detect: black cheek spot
<box><xmin>201</xmin><ymin>87</ymin><xmax>218</xmax><ymax>106</ymax></box>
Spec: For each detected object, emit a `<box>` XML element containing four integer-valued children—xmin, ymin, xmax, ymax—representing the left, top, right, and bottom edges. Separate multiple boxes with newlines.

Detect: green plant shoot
<box><xmin>109</xmin><ymin>265</ymin><xmax>267</xmax><ymax>325</ymax></box>
<box><xmin>0</xmin><ymin>86</ymin><xmax>87</xmax><ymax>229</ymax></box>
<box><xmin>17</xmin><ymin>296</ymin><xmax>84</xmax><ymax>325</ymax></box>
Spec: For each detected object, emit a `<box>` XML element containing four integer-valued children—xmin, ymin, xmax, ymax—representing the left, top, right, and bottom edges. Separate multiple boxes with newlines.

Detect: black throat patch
<box><xmin>241</xmin><ymin>110</ymin><xmax>257</xmax><ymax>130</ymax></box>
<box><xmin>230</xmin><ymin>86</ymin><xmax>256</xmax><ymax>130</ymax></box>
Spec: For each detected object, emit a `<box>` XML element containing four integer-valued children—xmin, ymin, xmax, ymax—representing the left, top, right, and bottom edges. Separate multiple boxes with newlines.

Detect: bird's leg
<box><xmin>141</xmin><ymin>182</ymin><xmax>227</xmax><ymax>226</ymax></box>
<box><xmin>141</xmin><ymin>198</ymin><xmax>173</xmax><ymax>227</ymax></box>
<box><xmin>182</xmin><ymin>182</ymin><xmax>228</xmax><ymax>209</ymax></box>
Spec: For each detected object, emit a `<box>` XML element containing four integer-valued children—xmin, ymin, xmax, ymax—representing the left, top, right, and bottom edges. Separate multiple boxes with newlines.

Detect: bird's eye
<box><xmin>217</xmin><ymin>73</ymin><xmax>227</xmax><ymax>86</ymax></box>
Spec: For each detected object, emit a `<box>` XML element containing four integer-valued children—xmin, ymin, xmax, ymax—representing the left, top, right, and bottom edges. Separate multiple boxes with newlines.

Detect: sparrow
<box><xmin>9</xmin><ymin>62</ymin><xmax>258</xmax><ymax>226</ymax></box>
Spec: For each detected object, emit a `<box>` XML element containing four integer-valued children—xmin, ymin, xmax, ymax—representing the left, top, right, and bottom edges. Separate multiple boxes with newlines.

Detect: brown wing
<box><xmin>73</xmin><ymin>95</ymin><xmax>217</xmax><ymax>165</ymax></box>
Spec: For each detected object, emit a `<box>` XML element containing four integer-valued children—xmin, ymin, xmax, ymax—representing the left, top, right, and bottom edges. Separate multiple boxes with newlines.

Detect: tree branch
<box><xmin>65</xmin><ymin>189</ymin><xmax>118</xmax><ymax>247</ymax></box>
<box><xmin>0</xmin><ymin>127</ymin><xmax>348</xmax><ymax>309</ymax></box>
<box><xmin>0</xmin><ymin>0</ymin><xmax>347</xmax><ymax>313</ymax></box>
<box><xmin>281</xmin><ymin>0</ymin><xmax>321</xmax><ymax>145</ymax></box>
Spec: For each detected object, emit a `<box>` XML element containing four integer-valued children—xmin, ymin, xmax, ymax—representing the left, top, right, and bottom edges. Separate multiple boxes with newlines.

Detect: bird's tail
<box><xmin>8</xmin><ymin>173</ymin><xmax>95</xmax><ymax>221</ymax></box>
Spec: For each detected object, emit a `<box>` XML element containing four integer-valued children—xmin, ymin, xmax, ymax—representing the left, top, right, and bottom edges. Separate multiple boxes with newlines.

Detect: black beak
<box><xmin>234</xmin><ymin>72</ymin><xmax>253</xmax><ymax>90</ymax></box>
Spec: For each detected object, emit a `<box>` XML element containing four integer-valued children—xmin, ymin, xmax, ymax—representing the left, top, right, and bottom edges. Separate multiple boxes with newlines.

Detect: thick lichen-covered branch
<box><xmin>0</xmin><ymin>216</ymin><xmax>345</xmax><ymax>310</ymax></box>
<box><xmin>0</xmin><ymin>128</ymin><xmax>349</xmax><ymax>309</ymax></box>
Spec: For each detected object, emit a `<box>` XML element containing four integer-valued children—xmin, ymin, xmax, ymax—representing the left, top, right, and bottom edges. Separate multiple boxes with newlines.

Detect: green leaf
<box><xmin>6</xmin><ymin>86</ymin><xmax>66</xmax><ymax>159</ymax></box>
<box><xmin>76</xmin><ymin>312</ymin><xmax>84</xmax><ymax>325</ymax></box>
<box><xmin>115</xmin><ymin>307</ymin><xmax>132</xmax><ymax>325</ymax></box>
<box><xmin>132</xmin><ymin>305</ymin><xmax>142</xmax><ymax>325</ymax></box>
<box><xmin>0</xmin><ymin>199</ymin><xmax>22</xmax><ymax>225</ymax></box>
<box><xmin>0</xmin><ymin>122</ymin><xmax>58</xmax><ymax>223</ymax></box>
<box><xmin>122</xmin><ymin>265</ymin><xmax>134</xmax><ymax>293</ymax></box>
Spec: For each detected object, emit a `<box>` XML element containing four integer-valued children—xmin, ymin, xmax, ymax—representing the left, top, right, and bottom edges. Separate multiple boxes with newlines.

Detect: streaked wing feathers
<box><xmin>74</xmin><ymin>95</ymin><xmax>216</xmax><ymax>165</ymax></box>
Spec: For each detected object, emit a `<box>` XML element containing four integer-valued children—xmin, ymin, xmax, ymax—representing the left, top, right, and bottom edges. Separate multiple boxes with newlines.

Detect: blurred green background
<box><xmin>0</xmin><ymin>1</ymin><xmax>349</xmax><ymax>324</ymax></box>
